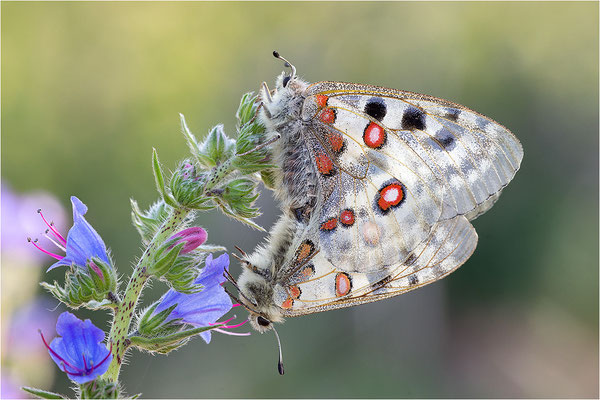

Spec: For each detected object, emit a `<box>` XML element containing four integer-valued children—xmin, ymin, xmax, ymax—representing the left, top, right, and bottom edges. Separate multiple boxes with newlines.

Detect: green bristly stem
<box><xmin>104</xmin><ymin>207</ymin><xmax>189</xmax><ymax>382</ymax></box>
<box><xmin>202</xmin><ymin>159</ymin><xmax>235</xmax><ymax>193</ymax></box>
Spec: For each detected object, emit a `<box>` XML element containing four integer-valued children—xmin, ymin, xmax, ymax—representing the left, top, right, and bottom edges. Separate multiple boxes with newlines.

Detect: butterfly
<box><xmin>225</xmin><ymin>52</ymin><xmax>523</xmax><ymax>373</ymax></box>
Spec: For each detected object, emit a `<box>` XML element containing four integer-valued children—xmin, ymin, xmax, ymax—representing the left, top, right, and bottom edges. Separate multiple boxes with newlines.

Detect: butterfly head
<box><xmin>260</xmin><ymin>52</ymin><xmax>309</xmax><ymax>128</ymax></box>
<box><xmin>233</xmin><ymin>256</ymin><xmax>285</xmax><ymax>332</ymax></box>
<box><xmin>248</xmin><ymin>313</ymin><xmax>275</xmax><ymax>333</ymax></box>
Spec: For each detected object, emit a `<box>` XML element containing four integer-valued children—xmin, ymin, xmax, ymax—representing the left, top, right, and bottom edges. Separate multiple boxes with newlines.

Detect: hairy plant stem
<box><xmin>202</xmin><ymin>159</ymin><xmax>235</xmax><ymax>193</ymax></box>
<box><xmin>104</xmin><ymin>207</ymin><xmax>190</xmax><ymax>382</ymax></box>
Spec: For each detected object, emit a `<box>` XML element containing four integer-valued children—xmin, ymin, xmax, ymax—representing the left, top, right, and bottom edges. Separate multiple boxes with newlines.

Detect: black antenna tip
<box><xmin>278</xmin><ymin>360</ymin><xmax>285</xmax><ymax>375</ymax></box>
<box><xmin>273</xmin><ymin>50</ymin><xmax>280</xmax><ymax>58</ymax></box>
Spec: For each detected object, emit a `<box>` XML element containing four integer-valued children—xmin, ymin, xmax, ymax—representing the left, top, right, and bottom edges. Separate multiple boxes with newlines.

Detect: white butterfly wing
<box><xmin>300</xmin><ymin>82</ymin><xmax>522</xmax><ymax>274</ymax></box>
<box><xmin>275</xmin><ymin>215</ymin><xmax>477</xmax><ymax>315</ymax></box>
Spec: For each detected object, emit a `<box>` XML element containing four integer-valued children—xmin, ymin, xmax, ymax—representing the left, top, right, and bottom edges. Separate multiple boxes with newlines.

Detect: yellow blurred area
<box><xmin>2</xmin><ymin>2</ymin><xmax>598</xmax><ymax>398</ymax></box>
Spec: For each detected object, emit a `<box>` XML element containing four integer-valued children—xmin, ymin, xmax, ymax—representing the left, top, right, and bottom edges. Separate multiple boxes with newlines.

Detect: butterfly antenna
<box><xmin>223</xmin><ymin>285</ymin><xmax>261</xmax><ymax>315</ymax></box>
<box><xmin>231</xmin><ymin>252</ymin><xmax>245</xmax><ymax>263</ymax></box>
<box><xmin>234</xmin><ymin>245</ymin><xmax>247</xmax><ymax>257</ymax></box>
<box><xmin>272</xmin><ymin>326</ymin><xmax>285</xmax><ymax>375</ymax></box>
<box><xmin>272</xmin><ymin>50</ymin><xmax>296</xmax><ymax>78</ymax></box>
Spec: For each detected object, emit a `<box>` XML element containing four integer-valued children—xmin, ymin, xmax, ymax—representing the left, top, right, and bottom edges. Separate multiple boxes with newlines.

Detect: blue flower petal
<box><xmin>47</xmin><ymin>197</ymin><xmax>109</xmax><ymax>271</ymax></box>
<box><xmin>47</xmin><ymin>312</ymin><xmax>112</xmax><ymax>384</ymax></box>
<box><xmin>195</xmin><ymin>253</ymin><xmax>229</xmax><ymax>287</ymax></box>
<box><xmin>154</xmin><ymin>254</ymin><xmax>233</xmax><ymax>344</ymax></box>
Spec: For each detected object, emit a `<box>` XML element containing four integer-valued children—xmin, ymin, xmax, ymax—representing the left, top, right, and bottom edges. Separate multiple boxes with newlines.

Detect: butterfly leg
<box><xmin>247</xmin><ymin>102</ymin><xmax>263</xmax><ymax>125</ymax></box>
<box><xmin>223</xmin><ymin>269</ymin><xmax>261</xmax><ymax>309</ymax></box>
<box><xmin>261</xmin><ymin>81</ymin><xmax>273</xmax><ymax>103</ymax></box>
<box><xmin>235</xmin><ymin>133</ymin><xmax>281</xmax><ymax>157</ymax></box>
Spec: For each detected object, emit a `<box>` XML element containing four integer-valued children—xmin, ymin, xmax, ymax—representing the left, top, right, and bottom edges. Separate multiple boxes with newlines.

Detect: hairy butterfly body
<box><xmin>233</xmin><ymin>53</ymin><xmax>523</xmax><ymax>343</ymax></box>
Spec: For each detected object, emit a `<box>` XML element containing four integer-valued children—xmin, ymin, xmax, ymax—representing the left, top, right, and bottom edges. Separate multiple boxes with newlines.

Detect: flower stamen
<box><xmin>212</xmin><ymin>328</ymin><xmax>251</xmax><ymax>337</ymax></box>
<box><xmin>38</xmin><ymin>209</ymin><xmax>66</xmax><ymax>245</ymax></box>
<box><xmin>39</xmin><ymin>330</ymin><xmax>80</xmax><ymax>372</ymax></box>
<box><xmin>44</xmin><ymin>229</ymin><xmax>67</xmax><ymax>252</ymax></box>
<box><xmin>41</xmin><ymin>329</ymin><xmax>113</xmax><ymax>378</ymax></box>
<box><xmin>223</xmin><ymin>319</ymin><xmax>248</xmax><ymax>329</ymax></box>
<box><xmin>28</xmin><ymin>238</ymin><xmax>63</xmax><ymax>261</ymax></box>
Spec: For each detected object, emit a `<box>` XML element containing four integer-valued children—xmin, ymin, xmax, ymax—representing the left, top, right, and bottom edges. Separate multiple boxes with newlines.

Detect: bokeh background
<box><xmin>2</xmin><ymin>2</ymin><xmax>598</xmax><ymax>398</ymax></box>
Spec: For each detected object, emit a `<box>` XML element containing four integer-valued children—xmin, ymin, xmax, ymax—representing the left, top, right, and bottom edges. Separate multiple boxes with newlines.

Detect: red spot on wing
<box><xmin>340</xmin><ymin>209</ymin><xmax>355</xmax><ymax>226</ymax></box>
<box><xmin>315</xmin><ymin>95</ymin><xmax>328</xmax><ymax>108</ymax></box>
<box><xmin>320</xmin><ymin>217</ymin><xmax>338</xmax><ymax>231</ymax></box>
<box><xmin>327</xmin><ymin>131</ymin><xmax>345</xmax><ymax>153</ymax></box>
<box><xmin>289</xmin><ymin>285</ymin><xmax>301</xmax><ymax>299</ymax></box>
<box><xmin>335</xmin><ymin>273</ymin><xmax>352</xmax><ymax>297</ymax></box>
<box><xmin>281</xmin><ymin>297</ymin><xmax>294</xmax><ymax>309</ymax></box>
<box><xmin>319</xmin><ymin>108</ymin><xmax>336</xmax><ymax>124</ymax></box>
<box><xmin>315</xmin><ymin>152</ymin><xmax>334</xmax><ymax>175</ymax></box>
<box><xmin>377</xmin><ymin>183</ymin><xmax>405</xmax><ymax>211</ymax></box>
<box><xmin>301</xmin><ymin>265</ymin><xmax>315</xmax><ymax>278</ymax></box>
<box><xmin>363</xmin><ymin>122</ymin><xmax>386</xmax><ymax>148</ymax></box>
<box><xmin>296</xmin><ymin>241</ymin><xmax>314</xmax><ymax>262</ymax></box>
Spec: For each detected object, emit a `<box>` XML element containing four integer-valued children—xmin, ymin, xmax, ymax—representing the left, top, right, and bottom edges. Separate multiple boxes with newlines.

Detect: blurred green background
<box><xmin>2</xmin><ymin>2</ymin><xmax>598</xmax><ymax>398</ymax></box>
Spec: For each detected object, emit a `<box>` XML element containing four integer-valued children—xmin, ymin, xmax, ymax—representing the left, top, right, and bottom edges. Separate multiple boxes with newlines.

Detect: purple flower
<box><xmin>168</xmin><ymin>227</ymin><xmax>207</xmax><ymax>254</ymax></box>
<box><xmin>40</xmin><ymin>312</ymin><xmax>112</xmax><ymax>384</ymax></box>
<box><xmin>154</xmin><ymin>253</ymin><xmax>242</xmax><ymax>343</ymax></box>
<box><xmin>29</xmin><ymin>196</ymin><xmax>109</xmax><ymax>272</ymax></box>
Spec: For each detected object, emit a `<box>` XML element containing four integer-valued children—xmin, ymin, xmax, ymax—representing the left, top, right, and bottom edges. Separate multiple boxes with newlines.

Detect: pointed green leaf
<box><xmin>180</xmin><ymin>113</ymin><xmax>200</xmax><ymax>160</ymax></box>
<box><xmin>150</xmin><ymin>242</ymin><xmax>184</xmax><ymax>277</ymax></box>
<box><xmin>152</xmin><ymin>148</ymin><xmax>177</xmax><ymax>207</ymax></box>
<box><xmin>129</xmin><ymin>324</ymin><xmax>223</xmax><ymax>352</ymax></box>
<box><xmin>22</xmin><ymin>386</ymin><xmax>66</xmax><ymax>399</ymax></box>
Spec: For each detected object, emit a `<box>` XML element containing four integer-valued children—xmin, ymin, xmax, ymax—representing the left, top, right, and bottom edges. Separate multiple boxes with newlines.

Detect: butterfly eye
<box><xmin>257</xmin><ymin>316</ymin><xmax>271</xmax><ymax>327</ymax></box>
<box><xmin>282</xmin><ymin>76</ymin><xmax>291</xmax><ymax>88</ymax></box>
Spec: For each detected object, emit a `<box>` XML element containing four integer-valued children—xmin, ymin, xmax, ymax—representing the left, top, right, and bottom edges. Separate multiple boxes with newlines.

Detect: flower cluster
<box><xmin>28</xmin><ymin>195</ymin><xmax>249</xmax><ymax>398</ymax></box>
<box><xmin>22</xmin><ymin>92</ymin><xmax>268</xmax><ymax>399</ymax></box>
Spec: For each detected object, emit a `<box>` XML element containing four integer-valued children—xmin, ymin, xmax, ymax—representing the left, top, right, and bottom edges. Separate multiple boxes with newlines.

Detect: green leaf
<box><xmin>80</xmin><ymin>379</ymin><xmax>119</xmax><ymax>399</ymax></box>
<box><xmin>236</xmin><ymin>92</ymin><xmax>259</xmax><ymax>129</ymax></box>
<box><xmin>131</xmin><ymin>198</ymin><xmax>172</xmax><ymax>244</ymax></box>
<box><xmin>180</xmin><ymin>113</ymin><xmax>200</xmax><ymax>161</ymax></box>
<box><xmin>260</xmin><ymin>168</ymin><xmax>277</xmax><ymax>189</ymax></box>
<box><xmin>195</xmin><ymin>243</ymin><xmax>227</xmax><ymax>253</ymax></box>
<box><xmin>150</xmin><ymin>242</ymin><xmax>184</xmax><ymax>278</ymax></box>
<box><xmin>137</xmin><ymin>303</ymin><xmax>180</xmax><ymax>336</ymax></box>
<box><xmin>152</xmin><ymin>148</ymin><xmax>177</xmax><ymax>207</ymax></box>
<box><xmin>160</xmin><ymin>251</ymin><xmax>205</xmax><ymax>294</ymax></box>
<box><xmin>129</xmin><ymin>324</ymin><xmax>224</xmax><ymax>353</ymax></box>
<box><xmin>197</xmin><ymin>124</ymin><xmax>236</xmax><ymax>168</ymax></box>
<box><xmin>22</xmin><ymin>386</ymin><xmax>66</xmax><ymax>399</ymax></box>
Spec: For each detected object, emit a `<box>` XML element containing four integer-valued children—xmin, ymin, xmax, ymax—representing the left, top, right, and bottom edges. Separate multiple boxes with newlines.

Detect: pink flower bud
<box><xmin>169</xmin><ymin>227</ymin><xmax>207</xmax><ymax>254</ymax></box>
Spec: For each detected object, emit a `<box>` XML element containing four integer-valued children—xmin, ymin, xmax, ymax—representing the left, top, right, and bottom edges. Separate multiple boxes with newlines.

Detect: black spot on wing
<box><xmin>444</xmin><ymin>108</ymin><xmax>461</xmax><ymax>122</ymax></box>
<box><xmin>408</xmin><ymin>274</ymin><xmax>419</xmax><ymax>286</ymax></box>
<box><xmin>401</xmin><ymin>107</ymin><xmax>426</xmax><ymax>131</ymax></box>
<box><xmin>371</xmin><ymin>274</ymin><xmax>393</xmax><ymax>290</ymax></box>
<box><xmin>435</xmin><ymin>128</ymin><xmax>456</xmax><ymax>150</ymax></box>
<box><xmin>364</xmin><ymin>97</ymin><xmax>387</xmax><ymax>121</ymax></box>
<box><xmin>405</xmin><ymin>253</ymin><xmax>417</xmax><ymax>266</ymax></box>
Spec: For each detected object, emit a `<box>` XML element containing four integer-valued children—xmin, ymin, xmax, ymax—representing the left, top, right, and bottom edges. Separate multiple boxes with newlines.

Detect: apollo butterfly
<box><xmin>225</xmin><ymin>52</ymin><xmax>523</xmax><ymax>374</ymax></box>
